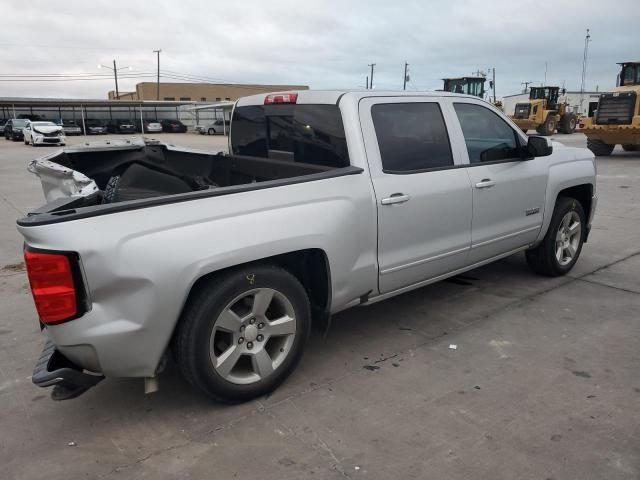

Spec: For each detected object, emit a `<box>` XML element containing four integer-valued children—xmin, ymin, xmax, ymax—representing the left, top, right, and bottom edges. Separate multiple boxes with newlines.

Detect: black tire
<box><xmin>208</xmin><ymin>128</ymin><xmax>215</xmax><ymax>135</ymax></box>
<box><xmin>536</xmin><ymin>113</ymin><xmax>557</xmax><ymax>136</ymax></box>
<box><xmin>526</xmin><ymin>197</ymin><xmax>586</xmax><ymax>276</ymax></box>
<box><xmin>622</xmin><ymin>144</ymin><xmax>639</xmax><ymax>152</ymax></box>
<box><xmin>587</xmin><ymin>138</ymin><xmax>615</xmax><ymax>156</ymax></box>
<box><xmin>173</xmin><ymin>264</ymin><xmax>311</xmax><ymax>403</ymax></box>
<box><xmin>102</xmin><ymin>175</ymin><xmax>120</xmax><ymax>204</ymax></box>
<box><xmin>559</xmin><ymin>114</ymin><xmax>577</xmax><ymax>134</ymax></box>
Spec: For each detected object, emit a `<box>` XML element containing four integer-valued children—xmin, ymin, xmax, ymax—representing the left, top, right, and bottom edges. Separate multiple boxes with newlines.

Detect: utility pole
<box><xmin>153</xmin><ymin>49</ymin><xmax>162</xmax><ymax>100</ymax></box>
<box><xmin>579</xmin><ymin>28</ymin><xmax>591</xmax><ymax>114</ymax></box>
<box><xmin>544</xmin><ymin>61</ymin><xmax>548</xmax><ymax>85</ymax></box>
<box><xmin>113</xmin><ymin>59</ymin><xmax>119</xmax><ymax>99</ymax></box>
<box><xmin>403</xmin><ymin>62</ymin><xmax>409</xmax><ymax>90</ymax></box>
<box><xmin>366</xmin><ymin>76</ymin><xmax>369</xmax><ymax>90</ymax></box>
<box><xmin>521</xmin><ymin>81</ymin><xmax>532</xmax><ymax>93</ymax></box>
<box><xmin>368</xmin><ymin>63</ymin><xmax>376</xmax><ymax>90</ymax></box>
<box><xmin>98</xmin><ymin>61</ymin><xmax>132</xmax><ymax>100</ymax></box>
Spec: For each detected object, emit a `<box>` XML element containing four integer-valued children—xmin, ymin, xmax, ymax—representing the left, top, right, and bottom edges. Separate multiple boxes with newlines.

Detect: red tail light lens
<box><xmin>24</xmin><ymin>250</ymin><xmax>78</xmax><ymax>324</ymax></box>
<box><xmin>264</xmin><ymin>93</ymin><xmax>298</xmax><ymax>105</ymax></box>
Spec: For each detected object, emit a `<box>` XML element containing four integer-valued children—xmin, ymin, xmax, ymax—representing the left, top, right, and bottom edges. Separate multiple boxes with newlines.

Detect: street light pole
<box><xmin>368</xmin><ymin>63</ymin><xmax>376</xmax><ymax>90</ymax></box>
<box><xmin>98</xmin><ymin>61</ymin><xmax>132</xmax><ymax>100</ymax></box>
<box><xmin>153</xmin><ymin>49</ymin><xmax>162</xmax><ymax>100</ymax></box>
<box><xmin>403</xmin><ymin>62</ymin><xmax>409</xmax><ymax>91</ymax></box>
<box><xmin>113</xmin><ymin>59</ymin><xmax>119</xmax><ymax>99</ymax></box>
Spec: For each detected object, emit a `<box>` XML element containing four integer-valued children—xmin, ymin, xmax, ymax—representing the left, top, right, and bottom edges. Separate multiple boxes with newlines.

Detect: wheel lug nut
<box><xmin>258</xmin><ymin>322</ymin><xmax>264</xmax><ymax>329</ymax></box>
<box><xmin>247</xmin><ymin>342</ymin><xmax>253</xmax><ymax>349</ymax></box>
<box><xmin>240</xmin><ymin>325</ymin><xmax>245</xmax><ymax>331</ymax></box>
<box><xmin>238</xmin><ymin>337</ymin><xmax>244</xmax><ymax>344</ymax></box>
<box><xmin>257</xmin><ymin>334</ymin><xmax>264</xmax><ymax>341</ymax></box>
<box><xmin>249</xmin><ymin>318</ymin><xmax>256</xmax><ymax>325</ymax></box>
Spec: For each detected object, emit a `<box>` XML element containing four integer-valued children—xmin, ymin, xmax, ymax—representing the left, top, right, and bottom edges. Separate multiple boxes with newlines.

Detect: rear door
<box><xmin>448</xmin><ymin>100</ymin><xmax>547</xmax><ymax>262</ymax></box>
<box><xmin>359</xmin><ymin>97</ymin><xmax>473</xmax><ymax>294</ymax></box>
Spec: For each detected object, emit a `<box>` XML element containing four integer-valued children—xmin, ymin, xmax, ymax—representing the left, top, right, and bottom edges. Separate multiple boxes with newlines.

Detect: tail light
<box><xmin>24</xmin><ymin>249</ymin><xmax>85</xmax><ymax>324</ymax></box>
<box><xmin>264</xmin><ymin>93</ymin><xmax>298</xmax><ymax>105</ymax></box>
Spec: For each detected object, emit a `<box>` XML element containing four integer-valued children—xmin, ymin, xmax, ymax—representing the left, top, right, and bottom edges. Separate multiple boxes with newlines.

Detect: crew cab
<box><xmin>18</xmin><ymin>90</ymin><xmax>597</xmax><ymax>403</ymax></box>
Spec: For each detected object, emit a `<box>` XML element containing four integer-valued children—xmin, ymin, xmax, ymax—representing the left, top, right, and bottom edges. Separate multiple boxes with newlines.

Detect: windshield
<box><xmin>620</xmin><ymin>64</ymin><xmax>640</xmax><ymax>86</ymax></box>
<box><xmin>13</xmin><ymin>119</ymin><xmax>29</xmax><ymax>127</ymax></box>
<box><xmin>231</xmin><ymin>104</ymin><xmax>350</xmax><ymax>168</ymax></box>
<box><xmin>444</xmin><ymin>78</ymin><xmax>485</xmax><ymax>97</ymax></box>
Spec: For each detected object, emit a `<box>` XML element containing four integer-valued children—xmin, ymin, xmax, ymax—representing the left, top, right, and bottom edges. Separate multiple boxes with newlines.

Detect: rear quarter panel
<box><xmin>18</xmin><ymin>173</ymin><xmax>377</xmax><ymax>377</ymax></box>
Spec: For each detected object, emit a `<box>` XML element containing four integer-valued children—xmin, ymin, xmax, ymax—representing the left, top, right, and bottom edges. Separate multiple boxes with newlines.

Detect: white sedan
<box><xmin>23</xmin><ymin>121</ymin><xmax>66</xmax><ymax>146</ymax></box>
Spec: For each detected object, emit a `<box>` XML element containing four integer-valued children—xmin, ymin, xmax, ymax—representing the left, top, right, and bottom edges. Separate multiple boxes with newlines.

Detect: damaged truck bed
<box><xmin>26</xmin><ymin>137</ymin><xmax>355</xmax><ymax>224</ymax></box>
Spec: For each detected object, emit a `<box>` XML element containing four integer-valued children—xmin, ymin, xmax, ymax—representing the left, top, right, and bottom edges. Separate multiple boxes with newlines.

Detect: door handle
<box><xmin>475</xmin><ymin>179</ymin><xmax>496</xmax><ymax>189</ymax></box>
<box><xmin>381</xmin><ymin>193</ymin><xmax>410</xmax><ymax>205</ymax></box>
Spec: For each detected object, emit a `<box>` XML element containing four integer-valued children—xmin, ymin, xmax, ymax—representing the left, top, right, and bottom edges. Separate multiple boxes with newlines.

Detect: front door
<box><xmin>451</xmin><ymin>101</ymin><xmax>547</xmax><ymax>262</ymax></box>
<box><xmin>360</xmin><ymin>98</ymin><xmax>473</xmax><ymax>294</ymax></box>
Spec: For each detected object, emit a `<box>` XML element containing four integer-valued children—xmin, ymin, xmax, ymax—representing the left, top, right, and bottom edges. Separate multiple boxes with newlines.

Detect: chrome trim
<box><xmin>380</xmin><ymin>245</ymin><xmax>470</xmax><ymax>275</ymax></box>
<box><xmin>367</xmin><ymin>245</ymin><xmax>529</xmax><ymax>305</ymax></box>
<box><xmin>471</xmin><ymin>225</ymin><xmax>541</xmax><ymax>249</ymax></box>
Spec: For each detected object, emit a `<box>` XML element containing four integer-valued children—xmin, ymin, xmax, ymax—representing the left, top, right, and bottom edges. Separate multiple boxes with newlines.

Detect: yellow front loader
<box><xmin>509</xmin><ymin>86</ymin><xmax>578</xmax><ymax>136</ymax></box>
<box><xmin>579</xmin><ymin>61</ymin><xmax>640</xmax><ymax>156</ymax></box>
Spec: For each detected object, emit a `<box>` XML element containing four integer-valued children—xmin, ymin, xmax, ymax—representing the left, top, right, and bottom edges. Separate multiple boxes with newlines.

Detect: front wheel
<box><xmin>536</xmin><ymin>114</ymin><xmax>556</xmax><ymax>136</ymax></box>
<box><xmin>587</xmin><ymin>138</ymin><xmax>615</xmax><ymax>156</ymax></box>
<box><xmin>526</xmin><ymin>197</ymin><xmax>586</xmax><ymax>276</ymax></box>
<box><xmin>208</xmin><ymin>128</ymin><xmax>215</xmax><ymax>135</ymax></box>
<box><xmin>622</xmin><ymin>144</ymin><xmax>639</xmax><ymax>152</ymax></box>
<box><xmin>173</xmin><ymin>264</ymin><xmax>311</xmax><ymax>403</ymax></box>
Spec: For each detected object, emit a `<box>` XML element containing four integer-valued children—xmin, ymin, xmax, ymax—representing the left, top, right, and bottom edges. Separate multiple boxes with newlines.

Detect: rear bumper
<box><xmin>32</xmin><ymin>339</ymin><xmax>104</xmax><ymax>400</ymax></box>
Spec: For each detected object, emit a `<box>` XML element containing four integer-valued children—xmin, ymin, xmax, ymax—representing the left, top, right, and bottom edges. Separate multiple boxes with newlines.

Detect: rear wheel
<box><xmin>587</xmin><ymin>138</ymin><xmax>615</xmax><ymax>156</ymax></box>
<box><xmin>173</xmin><ymin>264</ymin><xmax>311</xmax><ymax>403</ymax></box>
<box><xmin>536</xmin><ymin>114</ymin><xmax>556</xmax><ymax>136</ymax></box>
<box><xmin>622</xmin><ymin>144</ymin><xmax>639</xmax><ymax>152</ymax></box>
<box><xmin>208</xmin><ymin>128</ymin><xmax>215</xmax><ymax>135</ymax></box>
<box><xmin>526</xmin><ymin>197</ymin><xmax>585</xmax><ymax>276</ymax></box>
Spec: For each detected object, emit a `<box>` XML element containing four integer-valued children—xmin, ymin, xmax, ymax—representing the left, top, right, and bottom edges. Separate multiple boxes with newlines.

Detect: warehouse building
<box><xmin>109</xmin><ymin>82</ymin><xmax>309</xmax><ymax>101</ymax></box>
<box><xmin>502</xmin><ymin>90</ymin><xmax>602</xmax><ymax>117</ymax></box>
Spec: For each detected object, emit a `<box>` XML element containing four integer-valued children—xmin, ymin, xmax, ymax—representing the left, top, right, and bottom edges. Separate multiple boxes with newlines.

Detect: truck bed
<box><xmin>22</xmin><ymin>138</ymin><xmax>359</xmax><ymax>226</ymax></box>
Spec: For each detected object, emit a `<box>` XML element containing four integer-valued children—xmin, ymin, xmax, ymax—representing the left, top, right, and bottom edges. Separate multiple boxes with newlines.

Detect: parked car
<box><xmin>83</xmin><ymin>119</ymin><xmax>107</xmax><ymax>135</ymax></box>
<box><xmin>0</xmin><ymin>119</ymin><xmax>7</xmax><ymax>134</ymax></box>
<box><xmin>3</xmin><ymin>118</ymin><xmax>29</xmax><ymax>141</ymax></box>
<box><xmin>20</xmin><ymin>90</ymin><xmax>597</xmax><ymax>404</ymax></box>
<box><xmin>23</xmin><ymin>121</ymin><xmax>65</xmax><ymax>146</ymax></box>
<box><xmin>160</xmin><ymin>119</ymin><xmax>187</xmax><ymax>132</ymax></box>
<box><xmin>107</xmin><ymin>119</ymin><xmax>137</xmax><ymax>134</ymax></box>
<box><xmin>54</xmin><ymin>119</ymin><xmax>82</xmax><ymax>136</ymax></box>
<box><xmin>197</xmin><ymin>119</ymin><xmax>230</xmax><ymax>135</ymax></box>
<box><xmin>137</xmin><ymin>119</ymin><xmax>163</xmax><ymax>133</ymax></box>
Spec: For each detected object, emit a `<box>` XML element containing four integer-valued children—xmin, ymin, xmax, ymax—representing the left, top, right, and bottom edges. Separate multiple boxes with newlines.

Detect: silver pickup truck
<box><xmin>19</xmin><ymin>90</ymin><xmax>597</xmax><ymax>403</ymax></box>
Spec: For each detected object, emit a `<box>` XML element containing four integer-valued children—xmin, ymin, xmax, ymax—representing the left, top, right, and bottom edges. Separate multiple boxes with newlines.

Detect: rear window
<box><xmin>231</xmin><ymin>104</ymin><xmax>350</xmax><ymax>168</ymax></box>
<box><xmin>371</xmin><ymin>102</ymin><xmax>453</xmax><ymax>172</ymax></box>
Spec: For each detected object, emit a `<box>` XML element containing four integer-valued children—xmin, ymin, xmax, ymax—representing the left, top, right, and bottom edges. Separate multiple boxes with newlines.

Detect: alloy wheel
<box><xmin>209</xmin><ymin>288</ymin><xmax>297</xmax><ymax>385</ymax></box>
<box><xmin>555</xmin><ymin>211</ymin><xmax>581</xmax><ymax>266</ymax></box>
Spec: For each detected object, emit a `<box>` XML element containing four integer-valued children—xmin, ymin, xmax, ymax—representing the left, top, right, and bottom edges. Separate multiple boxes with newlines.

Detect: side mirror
<box><xmin>527</xmin><ymin>135</ymin><xmax>553</xmax><ymax>157</ymax></box>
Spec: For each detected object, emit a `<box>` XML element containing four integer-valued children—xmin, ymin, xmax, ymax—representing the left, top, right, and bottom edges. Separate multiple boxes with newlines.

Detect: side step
<box><xmin>32</xmin><ymin>340</ymin><xmax>104</xmax><ymax>400</ymax></box>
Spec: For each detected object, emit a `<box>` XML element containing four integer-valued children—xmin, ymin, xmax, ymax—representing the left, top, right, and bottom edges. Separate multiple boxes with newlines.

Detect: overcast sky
<box><xmin>1</xmin><ymin>0</ymin><xmax>638</xmax><ymax>100</ymax></box>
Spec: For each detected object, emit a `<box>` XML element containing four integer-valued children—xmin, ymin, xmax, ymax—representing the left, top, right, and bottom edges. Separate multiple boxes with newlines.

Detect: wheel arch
<box><xmin>176</xmin><ymin>248</ymin><xmax>332</xmax><ymax>336</ymax></box>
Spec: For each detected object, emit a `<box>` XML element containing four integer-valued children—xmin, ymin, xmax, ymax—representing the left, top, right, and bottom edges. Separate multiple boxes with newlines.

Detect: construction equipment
<box><xmin>579</xmin><ymin>61</ymin><xmax>640</xmax><ymax>156</ymax></box>
<box><xmin>442</xmin><ymin>76</ymin><xmax>486</xmax><ymax>98</ymax></box>
<box><xmin>509</xmin><ymin>86</ymin><xmax>578</xmax><ymax>136</ymax></box>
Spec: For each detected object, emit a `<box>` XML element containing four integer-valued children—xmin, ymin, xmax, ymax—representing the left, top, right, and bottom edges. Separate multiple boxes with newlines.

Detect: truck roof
<box><xmin>236</xmin><ymin>89</ymin><xmax>487</xmax><ymax>107</ymax></box>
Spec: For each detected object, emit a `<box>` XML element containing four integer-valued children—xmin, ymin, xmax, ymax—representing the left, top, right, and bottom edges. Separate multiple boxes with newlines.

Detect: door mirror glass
<box><xmin>527</xmin><ymin>135</ymin><xmax>553</xmax><ymax>157</ymax></box>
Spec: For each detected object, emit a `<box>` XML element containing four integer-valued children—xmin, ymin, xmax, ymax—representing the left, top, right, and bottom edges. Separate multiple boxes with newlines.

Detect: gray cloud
<box><xmin>1</xmin><ymin>0</ymin><xmax>638</xmax><ymax>99</ymax></box>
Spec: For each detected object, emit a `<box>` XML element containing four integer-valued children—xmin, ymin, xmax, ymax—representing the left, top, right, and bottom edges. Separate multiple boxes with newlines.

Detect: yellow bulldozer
<box><xmin>509</xmin><ymin>86</ymin><xmax>578</xmax><ymax>136</ymax></box>
<box><xmin>579</xmin><ymin>61</ymin><xmax>640</xmax><ymax>156</ymax></box>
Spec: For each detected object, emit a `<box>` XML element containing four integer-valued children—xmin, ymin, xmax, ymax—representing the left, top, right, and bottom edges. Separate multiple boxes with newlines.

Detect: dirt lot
<box><xmin>0</xmin><ymin>132</ymin><xmax>639</xmax><ymax>479</ymax></box>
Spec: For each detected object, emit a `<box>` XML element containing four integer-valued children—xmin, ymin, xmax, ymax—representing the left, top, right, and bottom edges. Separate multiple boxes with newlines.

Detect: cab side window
<box><xmin>453</xmin><ymin>103</ymin><xmax>521</xmax><ymax>164</ymax></box>
<box><xmin>372</xmin><ymin>102</ymin><xmax>453</xmax><ymax>173</ymax></box>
